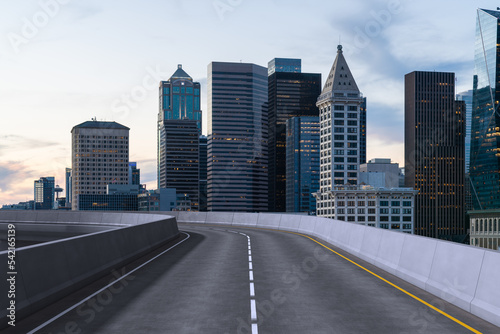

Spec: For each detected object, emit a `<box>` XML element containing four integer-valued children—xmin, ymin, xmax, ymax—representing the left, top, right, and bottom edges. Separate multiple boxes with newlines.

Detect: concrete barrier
<box><xmin>0</xmin><ymin>211</ymin><xmax>179</xmax><ymax>329</ymax></box>
<box><xmin>173</xmin><ymin>211</ymin><xmax>500</xmax><ymax>327</ymax></box>
<box><xmin>471</xmin><ymin>250</ymin><xmax>500</xmax><ymax>326</ymax></box>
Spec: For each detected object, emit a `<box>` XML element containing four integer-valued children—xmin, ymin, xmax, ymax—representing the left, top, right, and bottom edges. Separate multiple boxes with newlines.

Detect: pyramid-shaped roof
<box><xmin>170</xmin><ymin>64</ymin><xmax>192</xmax><ymax>81</ymax></box>
<box><xmin>480</xmin><ymin>8</ymin><xmax>500</xmax><ymax>19</ymax></box>
<box><xmin>321</xmin><ymin>45</ymin><xmax>360</xmax><ymax>96</ymax></box>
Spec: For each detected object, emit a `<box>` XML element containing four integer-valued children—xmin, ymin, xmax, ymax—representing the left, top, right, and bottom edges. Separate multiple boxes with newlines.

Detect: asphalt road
<box><xmin>9</xmin><ymin>224</ymin><xmax>500</xmax><ymax>334</ymax></box>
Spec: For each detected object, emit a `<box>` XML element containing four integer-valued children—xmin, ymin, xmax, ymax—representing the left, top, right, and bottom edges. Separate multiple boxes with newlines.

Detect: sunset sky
<box><xmin>0</xmin><ymin>0</ymin><xmax>490</xmax><ymax>205</ymax></box>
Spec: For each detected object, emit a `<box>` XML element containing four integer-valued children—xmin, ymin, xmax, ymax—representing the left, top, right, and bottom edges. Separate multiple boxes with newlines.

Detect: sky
<box><xmin>0</xmin><ymin>0</ymin><xmax>494</xmax><ymax>205</ymax></box>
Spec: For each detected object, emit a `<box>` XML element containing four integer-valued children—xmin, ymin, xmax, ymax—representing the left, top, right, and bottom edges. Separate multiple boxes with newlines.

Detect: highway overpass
<box><xmin>1</xmin><ymin>211</ymin><xmax>499</xmax><ymax>333</ymax></box>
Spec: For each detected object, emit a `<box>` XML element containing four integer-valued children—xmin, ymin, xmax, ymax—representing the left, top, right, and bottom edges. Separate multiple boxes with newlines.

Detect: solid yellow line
<box><xmin>284</xmin><ymin>230</ymin><xmax>482</xmax><ymax>334</ymax></box>
<box><xmin>183</xmin><ymin>223</ymin><xmax>482</xmax><ymax>333</ymax></box>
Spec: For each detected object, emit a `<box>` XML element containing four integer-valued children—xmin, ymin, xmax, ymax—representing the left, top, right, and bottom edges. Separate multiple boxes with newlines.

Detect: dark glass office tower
<box><xmin>471</xmin><ymin>8</ymin><xmax>500</xmax><ymax>210</ymax></box>
<box><xmin>199</xmin><ymin>135</ymin><xmax>208</xmax><ymax>212</ymax></box>
<box><xmin>158</xmin><ymin>120</ymin><xmax>199</xmax><ymax>210</ymax></box>
<box><xmin>207</xmin><ymin>62</ymin><xmax>268</xmax><ymax>212</ymax></box>
<box><xmin>158</xmin><ymin>65</ymin><xmax>201</xmax><ymax>210</ymax></box>
<box><xmin>268</xmin><ymin>58</ymin><xmax>321</xmax><ymax>212</ymax></box>
<box><xmin>34</xmin><ymin>176</ymin><xmax>55</xmax><ymax>210</ymax></box>
<box><xmin>405</xmin><ymin>71</ymin><xmax>466</xmax><ymax>239</ymax></box>
<box><xmin>286</xmin><ymin>116</ymin><xmax>320</xmax><ymax>213</ymax></box>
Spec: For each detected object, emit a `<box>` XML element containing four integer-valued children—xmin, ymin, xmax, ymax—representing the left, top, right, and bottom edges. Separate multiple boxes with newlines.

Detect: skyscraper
<box><xmin>267</xmin><ymin>58</ymin><xmax>321</xmax><ymax>212</ymax></box>
<box><xmin>128</xmin><ymin>162</ymin><xmax>140</xmax><ymax>185</ymax></box>
<box><xmin>207</xmin><ymin>62</ymin><xmax>268</xmax><ymax>212</ymax></box>
<box><xmin>71</xmin><ymin>120</ymin><xmax>130</xmax><ymax>210</ymax></box>
<box><xmin>456</xmin><ymin>90</ymin><xmax>473</xmax><ymax>173</ymax></box>
<box><xmin>471</xmin><ymin>8</ymin><xmax>500</xmax><ymax>210</ymax></box>
<box><xmin>158</xmin><ymin>120</ymin><xmax>199</xmax><ymax>210</ymax></box>
<box><xmin>199</xmin><ymin>135</ymin><xmax>208</xmax><ymax>212</ymax></box>
<box><xmin>286</xmin><ymin>116</ymin><xmax>320</xmax><ymax>213</ymax></box>
<box><xmin>315</xmin><ymin>45</ymin><xmax>366</xmax><ymax>219</ymax></box>
<box><xmin>405</xmin><ymin>71</ymin><xmax>466</xmax><ymax>239</ymax></box>
<box><xmin>34</xmin><ymin>176</ymin><xmax>55</xmax><ymax>210</ymax></box>
<box><xmin>65</xmin><ymin>167</ymin><xmax>72</xmax><ymax>208</ymax></box>
<box><xmin>158</xmin><ymin>65</ymin><xmax>201</xmax><ymax>210</ymax></box>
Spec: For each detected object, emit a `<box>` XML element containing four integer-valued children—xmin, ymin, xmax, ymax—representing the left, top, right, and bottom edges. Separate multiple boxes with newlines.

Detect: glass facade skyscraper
<box><xmin>34</xmin><ymin>176</ymin><xmax>55</xmax><ymax>210</ymax></box>
<box><xmin>159</xmin><ymin>64</ymin><xmax>201</xmax><ymax>126</ymax></box>
<box><xmin>207</xmin><ymin>62</ymin><xmax>268</xmax><ymax>212</ymax></box>
<box><xmin>405</xmin><ymin>71</ymin><xmax>466</xmax><ymax>239</ymax></box>
<box><xmin>286</xmin><ymin>116</ymin><xmax>320</xmax><ymax>213</ymax></box>
<box><xmin>471</xmin><ymin>8</ymin><xmax>500</xmax><ymax>210</ymax></box>
<box><xmin>267</xmin><ymin>58</ymin><xmax>321</xmax><ymax>212</ymax></box>
<box><xmin>158</xmin><ymin>65</ymin><xmax>201</xmax><ymax>210</ymax></box>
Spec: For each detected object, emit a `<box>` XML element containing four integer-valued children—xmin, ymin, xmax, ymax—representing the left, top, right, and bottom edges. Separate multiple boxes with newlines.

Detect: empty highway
<box><xmin>8</xmin><ymin>224</ymin><xmax>499</xmax><ymax>334</ymax></box>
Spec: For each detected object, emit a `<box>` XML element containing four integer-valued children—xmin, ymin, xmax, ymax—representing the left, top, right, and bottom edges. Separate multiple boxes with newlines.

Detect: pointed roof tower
<box><xmin>170</xmin><ymin>64</ymin><xmax>193</xmax><ymax>81</ymax></box>
<box><xmin>320</xmin><ymin>45</ymin><xmax>360</xmax><ymax>96</ymax></box>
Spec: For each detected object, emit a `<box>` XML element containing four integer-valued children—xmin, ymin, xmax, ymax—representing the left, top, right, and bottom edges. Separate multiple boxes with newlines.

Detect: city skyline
<box><xmin>0</xmin><ymin>1</ymin><xmax>489</xmax><ymax>204</ymax></box>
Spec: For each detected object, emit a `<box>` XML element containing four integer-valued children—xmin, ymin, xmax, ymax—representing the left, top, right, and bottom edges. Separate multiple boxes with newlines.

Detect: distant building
<box><xmin>470</xmin><ymin>8</ymin><xmax>500</xmax><ymax>210</ymax></box>
<box><xmin>176</xmin><ymin>193</ymin><xmax>192</xmax><ymax>211</ymax></box>
<box><xmin>1</xmin><ymin>201</ymin><xmax>34</xmax><ymax>210</ymax></box>
<box><xmin>268</xmin><ymin>58</ymin><xmax>321</xmax><ymax>212</ymax></box>
<box><xmin>199</xmin><ymin>135</ymin><xmax>208</xmax><ymax>212</ymax></box>
<box><xmin>405</xmin><ymin>71</ymin><xmax>466</xmax><ymax>238</ymax></box>
<box><xmin>207</xmin><ymin>62</ymin><xmax>269</xmax><ymax>212</ymax></box>
<box><xmin>79</xmin><ymin>184</ymin><xmax>139</xmax><ymax>211</ymax></box>
<box><xmin>34</xmin><ymin>176</ymin><xmax>55</xmax><ymax>210</ymax></box>
<box><xmin>314</xmin><ymin>185</ymin><xmax>416</xmax><ymax>233</ymax></box>
<box><xmin>470</xmin><ymin>209</ymin><xmax>500</xmax><ymax>250</ymax></box>
<box><xmin>316</xmin><ymin>45</ymin><xmax>366</xmax><ymax>219</ymax></box>
<box><xmin>71</xmin><ymin>120</ymin><xmax>130</xmax><ymax>210</ymax></box>
<box><xmin>128</xmin><ymin>162</ymin><xmax>140</xmax><ymax>185</ymax></box>
<box><xmin>286</xmin><ymin>116</ymin><xmax>320</xmax><ymax>213</ymax></box>
<box><xmin>65</xmin><ymin>168</ymin><xmax>72</xmax><ymax>208</ymax></box>
<box><xmin>359</xmin><ymin>158</ymin><xmax>400</xmax><ymax>189</ymax></box>
<box><xmin>138</xmin><ymin>188</ymin><xmax>177</xmax><ymax>211</ymax></box>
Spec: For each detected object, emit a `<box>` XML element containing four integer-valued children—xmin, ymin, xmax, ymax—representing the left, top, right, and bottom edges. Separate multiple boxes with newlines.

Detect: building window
<box><xmin>391</xmin><ymin>216</ymin><xmax>400</xmax><ymax>222</ymax></box>
<box><xmin>402</xmin><ymin>208</ymin><xmax>412</xmax><ymax>214</ymax></box>
<box><xmin>337</xmin><ymin>201</ymin><xmax>345</xmax><ymax>207</ymax></box>
<box><xmin>403</xmin><ymin>201</ymin><xmax>411</xmax><ymax>207</ymax></box>
<box><xmin>380</xmin><ymin>223</ymin><xmax>389</xmax><ymax>229</ymax></box>
<box><xmin>368</xmin><ymin>208</ymin><xmax>376</xmax><ymax>214</ymax></box>
<box><xmin>358</xmin><ymin>216</ymin><xmax>365</xmax><ymax>222</ymax></box>
<box><xmin>358</xmin><ymin>208</ymin><xmax>365</xmax><ymax>214</ymax></box>
<box><xmin>348</xmin><ymin>216</ymin><xmax>355</xmax><ymax>222</ymax></box>
<box><xmin>391</xmin><ymin>224</ymin><xmax>400</xmax><ymax>229</ymax></box>
<box><xmin>334</xmin><ymin>112</ymin><xmax>344</xmax><ymax>118</ymax></box>
<box><xmin>368</xmin><ymin>201</ymin><xmax>376</xmax><ymax>207</ymax></box>
<box><xmin>392</xmin><ymin>208</ymin><xmax>400</xmax><ymax>214</ymax></box>
<box><xmin>391</xmin><ymin>201</ymin><xmax>400</xmax><ymax>206</ymax></box>
<box><xmin>402</xmin><ymin>216</ymin><xmax>412</xmax><ymax>222</ymax></box>
<box><xmin>368</xmin><ymin>216</ymin><xmax>376</xmax><ymax>222</ymax></box>
<box><xmin>348</xmin><ymin>201</ymin><xmax>355</xmax><ymax>206</ymax></box>
<box><xmin>380</xmin><ymin>201</ymin><xmax>389</xmax><ymax>206</ymax></box>
<box><xmin>403</xmin><ymin>224</ymin><xmax>412</xmax><ymax>229</ymax></box>
<box><xmin>380</xmin><ymin>216</ymin><xmax>389</xmax><ymax>221</ymax></box>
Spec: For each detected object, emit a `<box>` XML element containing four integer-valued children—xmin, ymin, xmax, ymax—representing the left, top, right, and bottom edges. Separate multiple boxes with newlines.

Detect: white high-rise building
<box><xmin>316</xmin><ymin>45</ymin><xmax>365</xmax><ymax>219</ymax></box>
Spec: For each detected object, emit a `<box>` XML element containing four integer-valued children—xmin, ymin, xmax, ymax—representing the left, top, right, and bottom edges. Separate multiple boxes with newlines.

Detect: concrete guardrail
<box><xmin>0</xmin><ymin>211</ymin><xmax>179</xmax><ymax>329</ymax></box>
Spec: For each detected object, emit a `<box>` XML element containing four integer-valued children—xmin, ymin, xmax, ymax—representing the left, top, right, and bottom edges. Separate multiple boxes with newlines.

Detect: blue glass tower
<box><xmin>286</xmin><ymin>116</ymin><xmax>320</xmax><ymax>213</ymax></box>
<box><xmin>471</xmin><ymin>9</ymin><xmax>500</xmax><ymax>210</ymax></box>
<box><xmin>157</xmin><ymin>65</ymin><xmax>201</xmax><ymax>210</ymax></box>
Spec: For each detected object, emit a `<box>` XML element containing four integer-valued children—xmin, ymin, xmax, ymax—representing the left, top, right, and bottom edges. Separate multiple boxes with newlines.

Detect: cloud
<box><xmin>0</xmin><ymin>161</ymin><xmax>35</xmax><ymax>204</ymax></box>
<box><xmin>0</xmin><ymin>135</ymin><xmax>59</xmax><ymax>154</ymax></box>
